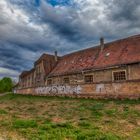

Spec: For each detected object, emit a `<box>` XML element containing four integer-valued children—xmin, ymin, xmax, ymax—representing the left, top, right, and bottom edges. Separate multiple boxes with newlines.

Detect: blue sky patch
<box><xmin>35</xmin><ymin>0</ymin><xmax>40</xmax><ymax>6</ymax></box>
<box><xmin>46</xmin><ymin>0</ymin><xmax>71</xmax><ymax>6</ymax></box>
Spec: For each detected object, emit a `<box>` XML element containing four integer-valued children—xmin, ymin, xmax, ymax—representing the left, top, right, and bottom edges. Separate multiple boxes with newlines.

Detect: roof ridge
<box><xmin>62</xmin><ymin>45</ymin><xmax>99</xmax><ymax>58</ymax></box>
<box><xmin>48</xmin><ymin>34</ymin><xmax>140</xmax><ymax>77</ymax></box>
<box><xmin>62</xmin><ymin>34</ymin><xmax>140</xmax><ymax>58</ymax></box>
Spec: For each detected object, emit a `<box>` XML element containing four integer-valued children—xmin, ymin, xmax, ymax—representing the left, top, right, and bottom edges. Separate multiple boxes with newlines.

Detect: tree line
<box><xmin>0</xmin><ymin>77</ymin><xmax>13</xmax><ymax>93</ymax></box>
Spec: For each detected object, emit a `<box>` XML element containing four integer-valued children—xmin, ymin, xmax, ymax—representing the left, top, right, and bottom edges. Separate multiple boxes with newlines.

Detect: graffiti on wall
<box><xmin>96</xmin><ymin>83</ymin><xmax>122</xmax><ymax>93</ymax></box>
<box><xmin>112</xmin><ymin>83</ymin><xmax>122</xmax><ymax>93</ymax></box>
<box><xmin>35</xmin><ymin>85</ymin><xmax>82</xmax><ymax>94</ymax></box>
<box><xmin>96</xmin><ymin>84</ymin><xmax>104</xmax><ymax>93</ymax></box>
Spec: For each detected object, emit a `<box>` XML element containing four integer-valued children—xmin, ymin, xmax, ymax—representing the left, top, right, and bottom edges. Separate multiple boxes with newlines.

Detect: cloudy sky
<box><xmin>0</xmin><ymin>0</ymin><xmax>140</xmax><ymax>80</ymax></box>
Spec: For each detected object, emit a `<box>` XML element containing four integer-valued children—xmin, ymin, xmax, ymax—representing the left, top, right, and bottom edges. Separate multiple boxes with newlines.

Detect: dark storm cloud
<box><xmin>40</xmin><ymin>0</ymin><xmax>140</xmax><ymax>41</ymax></box>
<box><xmin>103</xmin><ymin>0</ymin><xmax>140</xmax><ymax>37</ymax></box>
<box><xmin>0</xmin><ymin>41</ymin><xmax>36</xmax><ymax>71</ymax></box>
<box><xmin>0</xmin><ymin>0</ymin><xmax>140</xmax><ymax>80</ymax></box>
<box><xmin>107</xmin><ymin>1</ymin><xmax>140</xmax><ymax>21</ymax></box>
<box><xmin>40</xmin><ymin>1</ymin><xmax>98</xmax><ymax>43</ymax></box>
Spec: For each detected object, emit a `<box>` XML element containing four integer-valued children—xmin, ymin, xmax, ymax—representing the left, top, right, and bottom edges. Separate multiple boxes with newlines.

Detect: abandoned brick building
<box><xmin>14</xmin><ymin>34</ymin><xmax>140</xmax><ymax>99</ymax></box>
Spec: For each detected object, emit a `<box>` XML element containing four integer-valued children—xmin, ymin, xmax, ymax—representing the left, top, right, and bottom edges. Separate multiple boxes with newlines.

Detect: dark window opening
<box><xmin>85</xmin><ymin>75</ymin><xmax>93</xmax><ymax>83</ymax></box>
<box><xmin>47</xmin><ymin>79</ymin><xmax>52</xmax><ymax>85</ymax></box>
<box><xmin>63</xmin><ymin>77</ymin><xmax>70</xmax><ymax>84</ymax></box>
<box><xmin>113</xmin><ymin>71</ymin><xmax>126</xmax><ymax>81</ymax></box>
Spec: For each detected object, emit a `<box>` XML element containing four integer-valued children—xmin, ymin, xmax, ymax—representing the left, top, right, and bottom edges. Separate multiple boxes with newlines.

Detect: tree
<box><xmin>0</xmin><ymin>77</ymin><xmax>13</xmax><ymax>93</ymax></box>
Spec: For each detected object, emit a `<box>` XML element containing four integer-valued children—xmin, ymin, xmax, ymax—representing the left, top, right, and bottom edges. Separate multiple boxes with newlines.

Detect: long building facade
<box><xmin>14</xmin><ymin>35</ymin><xmax>140</xmax><ymax>99</ymax></box>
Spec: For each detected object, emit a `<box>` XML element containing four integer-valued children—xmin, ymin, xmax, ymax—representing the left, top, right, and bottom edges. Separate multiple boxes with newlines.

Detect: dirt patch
<box><xmin>52</xmin><ymin>117</ymin><xmax>65</xmax><ymax>123</ymax></box>
<box><xmin>0</xmin><ymin>131</ymin><xmax>25</xmax><ymax>140</ymax></box>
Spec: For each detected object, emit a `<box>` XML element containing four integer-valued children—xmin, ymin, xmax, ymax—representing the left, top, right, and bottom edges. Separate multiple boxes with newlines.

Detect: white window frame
<box><xmin>112</xmin><ymin>70</ymin><xmax>127</xmax><ymax>82</ymax></box>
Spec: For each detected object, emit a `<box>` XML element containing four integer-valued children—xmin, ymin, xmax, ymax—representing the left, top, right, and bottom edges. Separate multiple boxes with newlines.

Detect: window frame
<box><xmin>63</xmin><ymin>77</ymin><xmax>70</xmax><ymax>84</ymax></box>
<box><xmin>84</xmin><ymin>75</ymin><xmax>93</xmax><ymax>84</ymax></box>
<box><xmin>47</xmin><ymin>79</ymin><xmax>52</xmax><ymax>85</ymax></box>
<box><xmin>112</xmin><ymin>70</ymin><xmax>127</xmax><ymax>82</ymax></box>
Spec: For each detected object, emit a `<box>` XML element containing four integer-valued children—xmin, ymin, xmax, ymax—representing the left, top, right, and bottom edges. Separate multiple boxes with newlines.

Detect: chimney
<box><xmin>100</xmin><ymin>37</ymin><xmax>104</xmax><ymax>52</ymax></box>
<box><xmin>54</xmin><ymin>51</ymin><xmax>58</xmax><ymax>62</ymax></box>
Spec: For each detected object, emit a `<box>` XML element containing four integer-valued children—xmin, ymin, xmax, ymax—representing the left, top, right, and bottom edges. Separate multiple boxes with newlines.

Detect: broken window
<box><xmin>63</xmin><ymin>77</ymin><xmax>70</xmax><ymax>84</ymax></box>
<box><xmin>113</xmin><ymin>71</ymin><xmax>126</xmax><ymax>81</ymax></box>
<box><xmin>47</xmin><ymin>79</ymin><xmax>52</xmax><ymax>85</ymax></box>
<box><xmin>85</xmin><ymin>75</ymin><xmax>93</xmax><ymax>83</ymax></box>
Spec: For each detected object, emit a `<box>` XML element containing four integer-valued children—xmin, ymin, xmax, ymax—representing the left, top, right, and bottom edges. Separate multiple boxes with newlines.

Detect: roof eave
<box><xmin>48</xmin><ymin>61</ymin><xmax>140</xmax><ymax>78</ymax></box>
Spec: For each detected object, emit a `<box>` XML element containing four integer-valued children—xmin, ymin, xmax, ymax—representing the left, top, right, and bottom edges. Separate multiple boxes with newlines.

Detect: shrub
<box><xmin>0</xmin><ymin>77</ymin><xmax>13</xmax><ymax>93</ymax></box>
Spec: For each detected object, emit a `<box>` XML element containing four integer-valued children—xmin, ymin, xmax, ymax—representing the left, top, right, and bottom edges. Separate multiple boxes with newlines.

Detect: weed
<box><xmin>77</xmin><ymin>130</ymin><xmax>121</xmax><ymax>140</ymax></box>
<box><xmin>78</xmin><ymin>121</ymin><xmax>91</xmax><ymax>128</ymax></box>
<box><xmin>0</xmin><ymin>121</ymin><xmax>9</xmax><ymax>127</ymax></box>
<box><xmin>26</xmin><ymin>107</ymin><xmax>38</xmax><ymax>113</ymax></box>
<box><xmin>0</xmin><ymin>109</ymin><xmax>7</xmax><ymax>114</ymax></box>
<box><xmin>105</xmin><ymin>109</ymin><xmax>118</xmax><ymax>116</ymax></box>
<box><xmin>55</xmin><ymin>122</ymin><xmax>73</xmax><ymax>129</ymax></box>
<box><xmin>12</xmin><ymin>119</ymin><xmax>37</xmax><ymax>129</ymax></box>
<box><xmin>89</xmin><ymin>103</ymin><xmax>104</xmax><ymax>111</ymax></box>
<box><xmin>79</xmin><ymin>117</ymin><xmax>88</xmax><ymax>121</ymax></box>
<box><xmin>88</xmin><ymin>103</ymin><xmax>104</xmax><ymax>118</ymax></box>
<box><xmin>78</xmin><ymin>107</ymin><xmax>86</xmax><ymax>111</ymax></box>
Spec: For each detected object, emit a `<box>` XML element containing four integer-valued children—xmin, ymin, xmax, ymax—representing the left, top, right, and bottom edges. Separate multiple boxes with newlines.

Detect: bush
<box><xmin>0</xmin><ymin>77</ymin><xmax>13</xmax><ymax>93</ymax></box>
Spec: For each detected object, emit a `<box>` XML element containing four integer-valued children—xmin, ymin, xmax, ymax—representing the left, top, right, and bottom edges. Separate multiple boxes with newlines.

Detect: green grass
<box><xmin>12</xmin><ymin>119</ymin><xmax>37</xmax><ymax>128</ymax></box>
<box><xmin>0</xmin><ymin>109</ymin><xmax>8</xmax><ymax>114</ymax></box>
<box><xmin>0</xmin><ymin>93</ymin><xmax>140</xmax><ymax>140</ymax></box>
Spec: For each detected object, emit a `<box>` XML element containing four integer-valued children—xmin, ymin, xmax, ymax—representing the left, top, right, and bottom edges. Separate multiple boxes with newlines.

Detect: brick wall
<box><xmin>15</xmin><ymin>63</ymin><xmax>140</xmax><ymax>99</ymax></box>
<box><xmin>15</xmin><ymin>80</ymin><xmax>140</xmax><ymax>99</ymax></box>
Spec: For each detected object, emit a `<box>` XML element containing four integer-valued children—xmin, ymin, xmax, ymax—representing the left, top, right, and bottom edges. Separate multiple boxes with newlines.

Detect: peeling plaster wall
<box><xmin>15</xmin><ymin>64</ymin><xmax>140</xmax><ymax>99</ymax></box>
<box><xmin>128</xmin><ymin>64</ymin><xmax>140</xmax><ymax>80</ymax></box>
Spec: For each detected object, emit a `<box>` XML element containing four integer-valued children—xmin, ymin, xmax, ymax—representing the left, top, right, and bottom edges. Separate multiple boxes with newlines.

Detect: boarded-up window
<box><xmin>85</xmin><ymin>75</ymin><xmax>93</xmax><ymax>83</ymax></box>
<box><xmin>47</xmin><ymin>79</ymin><xmax>52</xmax><ymax>85</ymax></box>
<box><xmin>113</xmin><ymin>71</ymin><xmax>126</xmax><ymax>81</ymax></box>
<box><xmin>63</xmin><ymin>77</ymin><xmax>70</xmax><ymax>84</ymax></box>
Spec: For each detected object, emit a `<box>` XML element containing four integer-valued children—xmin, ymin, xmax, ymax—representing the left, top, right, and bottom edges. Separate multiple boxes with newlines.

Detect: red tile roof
<box><xmin>94</xmin><ymin>35</ymin><xmax>140</xmax><ymax>68</ymax></box>
<box><xmin>48</xmin><ymin>34</ymin><xmax>140</xmax><ymax>77</ymax></box>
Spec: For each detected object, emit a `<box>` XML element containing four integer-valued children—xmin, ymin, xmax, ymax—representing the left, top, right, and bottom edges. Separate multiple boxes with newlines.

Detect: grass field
<box><xmin>0</xmin><ymin>94</ymin><xmax>140</xmax><ymax>140</ymax></box>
